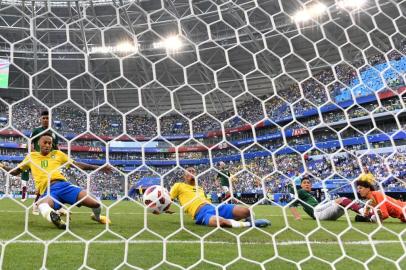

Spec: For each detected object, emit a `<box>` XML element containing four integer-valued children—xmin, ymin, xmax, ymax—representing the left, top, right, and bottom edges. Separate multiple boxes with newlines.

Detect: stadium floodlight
<box><xmin>337</xmin><ymin>0</ymin><xmax>367</xmax><ymax>9</ymax></box>
<box><xmin>153</xmin><ymin>36</ymin><xmax>183</xmax><ymax>51</ymax></box>
<box><xmin>293</xmin><ymin>2</ymin><xmax>327</xmax><ymax>23</ymax></box>
<box><xmin>89</xmin><ymin>42</ymin><xmax>138</xmax><ymax>54</ymax></box>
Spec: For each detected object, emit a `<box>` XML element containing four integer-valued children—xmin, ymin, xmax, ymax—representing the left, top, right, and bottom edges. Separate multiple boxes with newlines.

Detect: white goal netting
<box><xmin>0</xmin><ymin>0</ymin><xmax>405</xmax><ymax>269</ymax></box>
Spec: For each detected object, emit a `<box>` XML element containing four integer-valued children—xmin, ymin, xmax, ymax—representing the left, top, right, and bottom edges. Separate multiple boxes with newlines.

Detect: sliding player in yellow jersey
<box><xmin>0</xmin><ymin>132</ymin><xmax>111</xmax><ymax>229</ymax></box>
<box><xmin>168</xmin><ymin>167</ymin><xmax>270</xmax><ymax>228</ymax></box>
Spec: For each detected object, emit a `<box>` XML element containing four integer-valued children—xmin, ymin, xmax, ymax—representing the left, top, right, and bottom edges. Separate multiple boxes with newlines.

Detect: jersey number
<box><xmin>41</xmin><ymin>160</ymin><xmax>48</xmax><ymax>168</ymax></box>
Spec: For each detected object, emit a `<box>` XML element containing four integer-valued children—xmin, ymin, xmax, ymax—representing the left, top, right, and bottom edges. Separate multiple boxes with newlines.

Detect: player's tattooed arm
<box><xmin>0</xmin><ymin>163</ymin><xmax>23</xmax><ymax>176</ymax></box>
<box><xmin>72</xmin><ymin>161</ymin><xmax>113</xmax><ymax>173</ymax></box>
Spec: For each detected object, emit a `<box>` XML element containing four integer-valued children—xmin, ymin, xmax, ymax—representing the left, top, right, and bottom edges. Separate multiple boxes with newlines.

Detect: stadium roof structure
<box><xmin>0</xmin><ymin>0</ymin><xmax>404</xmax><ymax>114</ymax></box>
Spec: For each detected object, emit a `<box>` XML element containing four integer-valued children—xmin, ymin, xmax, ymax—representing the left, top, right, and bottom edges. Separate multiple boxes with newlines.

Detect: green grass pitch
<box><xmin>0</xmin><ymin>199</ymin><xmax>404</xmax><ymax>270</ymax></box>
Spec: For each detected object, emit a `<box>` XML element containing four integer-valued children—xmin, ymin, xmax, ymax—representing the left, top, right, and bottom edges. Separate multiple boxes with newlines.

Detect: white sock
<box><xmin>38</xmin><ymin>203</ymin><xmax>53</xmax><ymax>222</ymax></box>
<box><xmin>229</xmin><ymin>219</ymin><xmax>251</xmax><ymax>228</ymax></box>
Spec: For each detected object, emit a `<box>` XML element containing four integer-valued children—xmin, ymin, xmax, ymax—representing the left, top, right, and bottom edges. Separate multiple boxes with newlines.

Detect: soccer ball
<box><xmin>143</xmin><ymin>185</ymin><xmax>172</xmax><ymax>213</ymax></box>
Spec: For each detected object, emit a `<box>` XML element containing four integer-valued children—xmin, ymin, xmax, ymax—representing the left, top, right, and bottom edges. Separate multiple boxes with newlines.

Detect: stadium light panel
<box><xmin>293</xmin><ymin>3</ymin><xmax>327</xmax><ymax>23</ymax></box>
<box><xmin>337</xmin><ymin>0</ymin><xmax>367</xmax><ymax>9</ymax></box>
<box><xmin>153</xmin><ymin>36</ymin><xmax>183</xmax><ymax>51</ymax></box>
<box><xmin>89</xmin><ymin>42</ymin><xmax>138</xmax><ymax>54</ymax></box>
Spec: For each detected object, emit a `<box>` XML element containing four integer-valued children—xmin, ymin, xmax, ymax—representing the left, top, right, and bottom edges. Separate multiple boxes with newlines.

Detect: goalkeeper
<box><xmin>169</xmin><ymin>167</ymin><xmax>271</xmax><ymax>228</ymax></box>
<box><xmin>356</xmin><ymin>180</ymin><xmax>406</xmax><ymax>223</ymax></box>
<box><xmin>0</xmin><ymin>132</ymin><xmax>112</xmax><ymax>229</ymax></box>
<box><xmin>288</xmin><ymin>176</ymin><xmax>364</xmax><ymax>221</ymax></box>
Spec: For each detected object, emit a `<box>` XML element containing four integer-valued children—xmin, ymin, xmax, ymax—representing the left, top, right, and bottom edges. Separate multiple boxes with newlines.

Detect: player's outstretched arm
<box><xmin>0</xmin><ymin>163</ymin><xmax>23</xmax><ymax>176</ymax></box>
<box><xmin>290</xmin><ymin>207</ymin><xmax>302</xmax><ymax>221</ymax></box>
<box><xmin>72</xmin><ymin>161</ymin><xmax>112</xmax><ymax>173</ymax></box>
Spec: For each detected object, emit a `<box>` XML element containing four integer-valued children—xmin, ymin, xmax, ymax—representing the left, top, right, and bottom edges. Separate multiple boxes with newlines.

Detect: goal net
<box><xmin>0</xmin><ymin>0</ymin><xmax>405</xmax><ymax>269</ymax></box>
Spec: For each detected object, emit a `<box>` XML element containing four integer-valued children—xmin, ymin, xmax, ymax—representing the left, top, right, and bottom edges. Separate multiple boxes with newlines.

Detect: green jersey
<box><xmin>289</xmin><ymin>185</ymin><xmax>318</xmax><ymax>219</ymax></box>
<box><xmin>217</xmin><ymin>169</ymin><xmax>230</xmax><ymax>187</ymax></box>
<box><xmin>31</xmin><ymin>126</ymin><xmax>59</xmax><ymax>152</ymax></box>
<box><xmin>21</xmin><ymin>169</ymin><xmax>30</xmax><ymax>181</ymax></box>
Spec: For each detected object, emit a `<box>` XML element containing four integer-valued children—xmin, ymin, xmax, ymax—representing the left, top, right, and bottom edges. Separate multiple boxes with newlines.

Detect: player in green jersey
<box><xmin>216</xmin><ymin>162</ymin><xmax>232</xmax><ymax>203</ymax></box>
<box><xmin>31</xmin><ymin>111</ymin><xmax>59</xmax><ymax>151</ymax></box>
<box><xmin>288</xmin><ymin>176</ymin><xmax>364</xmax><ymax>221</ymax></box>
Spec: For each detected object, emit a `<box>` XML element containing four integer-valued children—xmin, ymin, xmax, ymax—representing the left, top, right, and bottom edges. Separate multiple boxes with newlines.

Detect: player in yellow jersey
<box><xmin>0</xmin><ymin>132</ymin><xmax>112</xmax><ymax>229</ymax></box>
<box><xmin>168</xmin><ymin>167</ymin><xmax>271</xmax><ymax>228</ymax></box>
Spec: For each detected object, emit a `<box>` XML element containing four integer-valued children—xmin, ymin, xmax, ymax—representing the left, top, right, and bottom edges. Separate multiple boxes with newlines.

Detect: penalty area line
<box><xmin>0</xmin><ymin>210</ymin><xmax>289</xmax><ymax>216</ymax></box>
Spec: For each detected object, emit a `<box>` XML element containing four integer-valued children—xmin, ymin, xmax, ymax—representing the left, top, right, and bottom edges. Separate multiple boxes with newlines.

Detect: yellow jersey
<box><xmin>18</xmin><ymin>150</ymin><xmax>71</xmax><ymax>195</ymax></box>
<box><xmin>359</xmin><ymin>172</ymin><xmax>375</xmax><ymax>184</ymax></box>
<box><xmin>170</xmin><ymin>182</ymin><xmax>211</xmax><ymax>218</ymax></box>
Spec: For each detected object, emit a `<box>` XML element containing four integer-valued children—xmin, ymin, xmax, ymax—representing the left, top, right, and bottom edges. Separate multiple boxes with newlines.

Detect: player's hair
<box><xmin>39</xmin><ymin>131</ymin><xmax>53</xmax><ymax>140</ymax></box>
<box><xmin>40</xmin><ymin>110</ymin><xmax>49</xmax><ymax>116</ymax></box>
<box><xmin>301</xmin><ymin>176</ymin><xmax>310</xmax><ymax>183</ymax></box>
<box><xmin>356</xmin><ymin>180</ymin><xmax>375</xmax><ymax>191</ymax></box>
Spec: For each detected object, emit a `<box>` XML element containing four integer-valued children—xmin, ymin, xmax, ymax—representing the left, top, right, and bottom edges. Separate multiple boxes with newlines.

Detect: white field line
<box><xmin>0</xmin><ymin>210</ymin><xmax>289</xmax><ymax>216</ymax></box>
<box><xmin>0</xmin><ymin>239</ymin><xmax>402</xmax><ymax>245</ymax></box>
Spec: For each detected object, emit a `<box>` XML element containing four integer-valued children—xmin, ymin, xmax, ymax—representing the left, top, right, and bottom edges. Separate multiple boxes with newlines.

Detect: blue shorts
<box><xmin>194</xmin><ymin>204</ymin><xmax>236</xmax><ymax>225</ymax></box>
<box><xmin>40</xmin><ymin>181</ymin><xmax>82</xmax><ymax>210</ymax></box>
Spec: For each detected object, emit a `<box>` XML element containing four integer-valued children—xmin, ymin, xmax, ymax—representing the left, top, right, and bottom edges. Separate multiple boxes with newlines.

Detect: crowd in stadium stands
<box><xmin>2</xmin><ymin>150</ymin><xmax>404</xmax><ymax>199</ymax></box>
<box><xmin>71</xmin><ymin>140</ymin><xmax>106</xmax><ymax>147</ymax></box>
<box><xmin>93</xmin><ymin>152</ymin><xmax>406</xmax><ymax>195</ymax></box>
<box><xmin>0</xmin><ymin>47</ymin><xmax>405</xmax><ymax>200</ymax></box>
<box><xmin>89</xmin><ymin>114</ymin><xmax>123</xmax><ymax>138</ymax></box>
<box><xmin>52</xmin><ymin>104</ymin><xmax>87</xmax><ymax>135</ymax></box>
<box><xmin>71</xmin><ymin>152</ymin><xmax>106</xmax><ymax>160</ymax></box>
<box><xmin>0</xmin><ymin>136</ymin><xmax>23</xmax><ymax>143</ymax></box>
<box><xmin>0</xmin><ymin>117</ymin><xmax>402</xmax><ymax>165</ymax></box>
<box><xmin>159</xmin><ymin>115</ymin><xmax>191</xmax><ymax>136</ymax></box>
<box><xmin>0</xmin><ymin>90</ymin><xmax>404</xmax><ymax>142</ymax></box>
<box><xmin>9</xmin><ymin>99</ymin><xmax>44</xmax><ymax>132</ymax></box>
<box><xmin>126</xmin><ymin>115</ymin><xmax>157</xmax><ymax>137</ymax></box>
<box><xmin>0</xmin><ymin>149</ymin><xmax>25</xmax><ymax>157</ymax></box>
<box><xmin>192</xmin><ymin>114</ymin><xmax>222</xmax><ymax>133</ymax></box>
<box><xmin>235</xmin><ymin>98</ymin><xmax>265</xmax><ymax>125</ymax></box>
<box><xmin>67</xmin><ymin>169</ymin><xmax>125</xmax><ymax>200</ymax></box>
<box><xmin>3</xmin><ymin>96</ymin><xmax>406</xmax><ymax>144</ymax></box>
